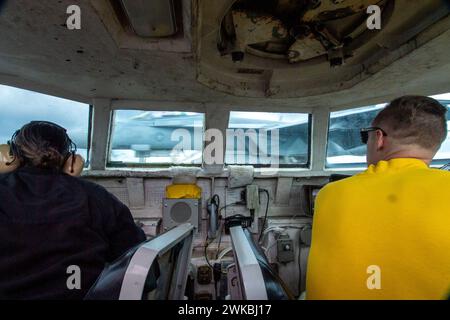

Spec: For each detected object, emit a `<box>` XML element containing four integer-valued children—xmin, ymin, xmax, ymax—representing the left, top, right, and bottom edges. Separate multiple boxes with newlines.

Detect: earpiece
<box><xmin>0</xmin><ymin>144</ymin><xmax>19</xmax><ymax>173</ymax></box>
<box><xmin>62</xmin><ymin>153</ymin><xmax>85</xmax><ymax>177</ymax></box>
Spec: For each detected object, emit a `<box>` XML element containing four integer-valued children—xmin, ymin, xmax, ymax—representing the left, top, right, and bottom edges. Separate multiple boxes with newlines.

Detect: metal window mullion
<box><xmin>90</xmin><ymin>98</ymin><xmax>112</xmax><ymax>171</ymax></box>
<box><xmin>311</xmin><ymin>108</ymin><xmax>330</xmax><ymax>172</ymax></box>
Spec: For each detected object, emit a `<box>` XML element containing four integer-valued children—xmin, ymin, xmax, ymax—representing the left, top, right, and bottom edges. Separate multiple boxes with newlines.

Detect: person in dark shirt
<box><xmin>0</xmin><ymin>121</ymin><xmax>146</xmax><ymax>300</ymax></box>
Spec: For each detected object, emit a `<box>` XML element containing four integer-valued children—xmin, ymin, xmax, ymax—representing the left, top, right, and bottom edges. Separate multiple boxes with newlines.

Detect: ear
<box><xmin>63</xmin><ymin>154</ymin><xmax>85</xmax><ymax>177</ymax></box>
<box><xmin>0</xmin><ymin>144</ymin><xmax>19</xmax><ymax>174</ymax></box>
<box><xmin>375</xmin><ymin>130</ymin><xmax>386</xmax><ymax>151</ymax></box>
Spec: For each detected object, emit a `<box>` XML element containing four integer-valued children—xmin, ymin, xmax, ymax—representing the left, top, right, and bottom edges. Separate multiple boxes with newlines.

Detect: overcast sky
<box><xmin>0</xmin><ymin>84</ymin><xmax>90</xmax><ymax>148</ymax></box>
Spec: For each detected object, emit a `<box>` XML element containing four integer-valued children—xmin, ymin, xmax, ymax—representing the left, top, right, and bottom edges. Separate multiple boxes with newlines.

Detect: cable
<box><xmin>205</xmin><ymin>194</ymin><xmax>232</xmax><ymax>273</ymax></box>
<box><xmin>204</xmin><ymin>233</ymin><xmax>220</xmax><ymax>269</ymax></box>
<box><xmin>204</xmin><ymin>234</ymin><xmax>214</xmax><ymax>269</ymax></box>
<box><xmin>204</xmin><ymin>224</ymin><xmax>226</xmax><ymax>274</ymax></box>
<box><xmin>258</xmin><ymin>189</ymin><xmax>270</xmax><ymax>242</ymax></box>
<box><xmin>215</xmin><ymin>220</ymin><xmax>224</xmax><ymax>259</ymax></box>
<box><xmin>219</xmin><ymin>202</ymin><xmax>240</xmax><ymax>218</ymax></box>
<box><xmin>204</xmin><ymin>234</ymin><xmax>221</xmax><ymax>300</ymax></box>
<box><xmin>260</xmin><ymin>225</ymin><xmax>308</xmax><ymax>244</ymax></box>
<box><xmin>217</xmin><ymin>247</ymin><xmax>233</xmax><ymax>261</ymax></box>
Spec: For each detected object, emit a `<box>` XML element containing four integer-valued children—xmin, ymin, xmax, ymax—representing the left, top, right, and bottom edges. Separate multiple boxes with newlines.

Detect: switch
<box><xmin>277</xmin><ymin>235</ymin><xmax>295</xmax><ymax>263</ymax></box>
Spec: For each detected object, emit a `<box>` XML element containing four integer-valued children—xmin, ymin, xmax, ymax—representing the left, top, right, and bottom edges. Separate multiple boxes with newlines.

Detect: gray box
<box><xmin>163</xmin><ymin>198</ymin><xmax>201</xmax><ymax>232</ymax></box>
<box><xmin>277</xmin><ymin>235</ymin><xmax>295</xmax><ymax>263</ymax></box>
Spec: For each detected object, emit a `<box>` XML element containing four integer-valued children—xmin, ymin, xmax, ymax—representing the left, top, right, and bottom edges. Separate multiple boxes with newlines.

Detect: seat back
<box><xmin>85</xmin><ymin>223</ymin><xmax>194</xmax><ymax>300</ymax></box>
<box><xmin>229</xmin><ymin>226</ymin><xmax>294</xmax><ymax>300</ymax></box>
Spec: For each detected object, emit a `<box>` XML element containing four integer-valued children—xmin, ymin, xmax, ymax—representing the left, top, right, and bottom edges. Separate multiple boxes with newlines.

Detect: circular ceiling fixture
<box><xmin>218</xmin><ymin>0</ymin><xmax>394</xmax><ymax>66</ymax></box>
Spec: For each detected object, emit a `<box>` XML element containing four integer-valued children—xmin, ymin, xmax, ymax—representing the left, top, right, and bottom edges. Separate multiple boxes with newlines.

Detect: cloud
<box><xmin>0</xmin><ymin>84</ymin><xmax>90</xmax><ymax>146</ymax></box>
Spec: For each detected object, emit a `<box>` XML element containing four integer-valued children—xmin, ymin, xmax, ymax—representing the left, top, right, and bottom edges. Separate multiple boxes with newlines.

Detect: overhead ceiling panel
<box><xmin>120</xmin><ymin>0</ymin><xmax>177</xmax><ymax>37</ymax></box>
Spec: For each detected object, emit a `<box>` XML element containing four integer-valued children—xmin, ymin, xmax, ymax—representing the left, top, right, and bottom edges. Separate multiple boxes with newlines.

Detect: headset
<box><xmin>6</xmin><ymin>121</ymin><xmax>80</xmax><ymax>174</ymax></box>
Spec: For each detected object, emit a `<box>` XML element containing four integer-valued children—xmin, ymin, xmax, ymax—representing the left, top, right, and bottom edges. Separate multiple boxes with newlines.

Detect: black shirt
<box><xmin>0</xmin><ymin>167</ymin><xmax>146</xmax><ymax>300</ymax></box>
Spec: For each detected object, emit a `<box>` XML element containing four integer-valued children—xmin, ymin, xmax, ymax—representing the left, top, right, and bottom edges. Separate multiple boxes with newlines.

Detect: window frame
<box><xmin>83</xmin><ymin>105</ymin><xmax>93</xmax><ymax>169</ymax></box>
<box><xmin>106</xmin><ymin>109</ymin><xmax>206</xmax><ymax>168</ymax></box>
<box><xmin>224</xmin><ymin>112</ymin><xmax>312</xmax><ymax>169</ymax></box>
<box><xmin>433</xmin><ymin>99</ymin><xmax>450</xmax><ymax>165</ymax></box>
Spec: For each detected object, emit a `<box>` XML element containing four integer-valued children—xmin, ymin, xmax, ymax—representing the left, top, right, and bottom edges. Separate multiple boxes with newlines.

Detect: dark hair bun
<box><xmin>30</xmin><ymin>147</ymin><xmax>65</xmax><ymax>169</ymax></box>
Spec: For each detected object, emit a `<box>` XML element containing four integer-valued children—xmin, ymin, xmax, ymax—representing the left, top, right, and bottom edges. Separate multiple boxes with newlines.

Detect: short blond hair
<box><xmin>373</xmin><ymin>96</ymin><xmax>448</xmax><ymax>151</ymax></box>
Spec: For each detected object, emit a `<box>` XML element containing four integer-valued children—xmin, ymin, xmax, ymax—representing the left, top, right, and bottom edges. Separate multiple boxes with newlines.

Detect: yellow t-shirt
<box><xmin>306</xmin><ymin>158</ymin><xmax>450</xmax><ymax>300</ymax></box>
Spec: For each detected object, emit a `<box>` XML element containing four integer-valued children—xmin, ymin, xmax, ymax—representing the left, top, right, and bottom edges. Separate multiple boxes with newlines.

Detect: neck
<box><xmin>382</xmin><ymin>148</ymin><xmax>433</xmax><ymax>165</ymax></box>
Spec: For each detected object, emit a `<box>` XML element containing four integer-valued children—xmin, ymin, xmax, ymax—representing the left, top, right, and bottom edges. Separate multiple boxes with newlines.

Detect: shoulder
<box><xmin>427</xmin><ymin>168</ymin><xmax>450</xmax><ymax>177</ymax></box>
<box><xmin>416</xmin><ymin>168</ymin><xmax>450</xmax><ymax>185</ymax></box>
<box><xmin>0</xmin><ymin>173</ymin><xmax>9</xmax><ymax>182</ymax></box>
<box><xmin>0</xmin><ymin>174</ymin><xmax>10</xmax><ymax>188</ymax></box>
<box><xmin>77</xmin><ymin>178</ymin><xmax>131</xmax><ymax>210</ymax></box>
<box><xmin>0</xmin><ymin>171</ymin><xmax>20</xmax><ymax>184</ymax></box>
<box><xmin>69</xmin><ymin>176</ymin><xmax>115</xmax><ymax>201</ymax></box>
<box><xmin>73</xmin><ymin>177</ymin><xmax>131</xmax><ymax>215</ymax></box>
<box><xmin>317</xmin><ymin>174</ymin><xmax>360</xmax><ymax>199</ymax></box>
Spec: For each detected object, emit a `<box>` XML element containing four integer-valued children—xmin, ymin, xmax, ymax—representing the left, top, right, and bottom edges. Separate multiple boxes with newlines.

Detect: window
<box><xmin>225</xmin><ymin>111</ymin><xmax>311</xmax><ymax>167</ymax></box>
<box><xmin>431</xmin><ymin>93</ymin><xmax>450</xmax><ymax>163</ymax></box>
<box><xmin>326</xmin><ymin>104</ymin><xmax>385</xmax><ymax>168</ymax></box>
<box><xmin>326</xmin><ymin>95</ymin><xmax>450</xmax><ymax>168</ymax></box>
<box><xmin>0</xmin><ymin>84</ymin><xmax>91</xmax><ymax>163</ymax></box>
<box><xmin>109</xmin><ymin>110</ymin><xmax>204</xmax><ymax>166</ymax></box>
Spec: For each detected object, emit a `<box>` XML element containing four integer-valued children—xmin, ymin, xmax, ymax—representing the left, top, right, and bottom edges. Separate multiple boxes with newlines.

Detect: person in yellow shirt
<box><xmin>306</xmin><ymin>95</ymin><xmax>450</xmax><ymax>300</ymax></box>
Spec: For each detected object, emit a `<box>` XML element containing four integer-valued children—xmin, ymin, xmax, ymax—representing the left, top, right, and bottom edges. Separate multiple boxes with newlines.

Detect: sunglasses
<box><xmin>360</xmin><ymin>127</ymin><xmax>388</xmax><ymax>144</ymax></box>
